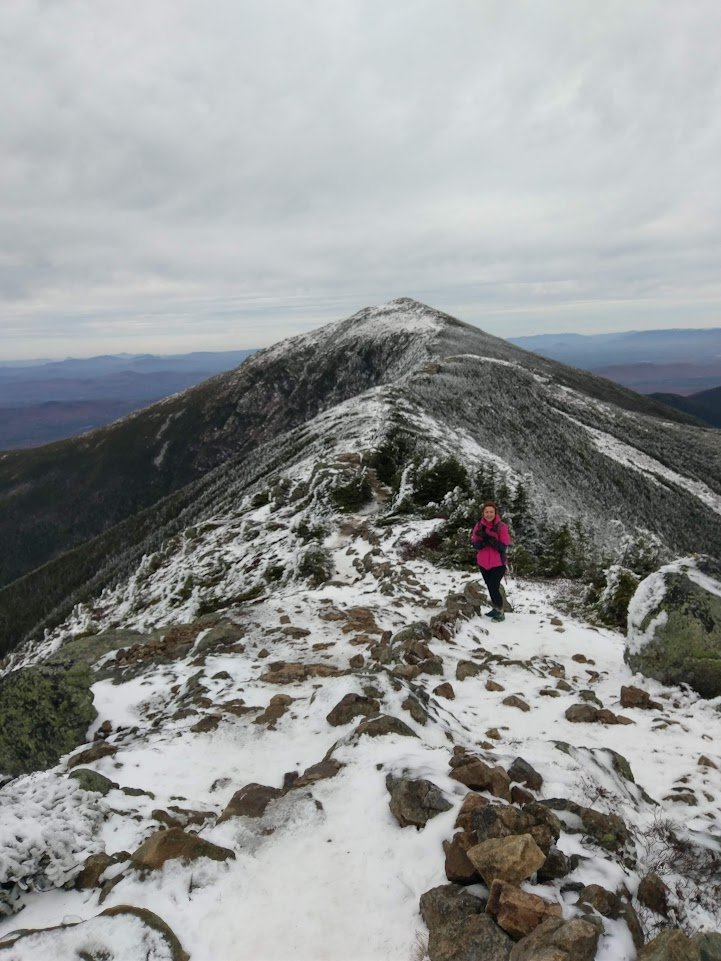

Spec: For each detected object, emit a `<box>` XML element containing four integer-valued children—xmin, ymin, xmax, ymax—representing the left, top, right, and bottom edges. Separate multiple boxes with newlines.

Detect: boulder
<box><xmin>454</xmin><ymin>792</ymin><xmax>489</xmax><ymax>833</ymax></box>
<box><xmin>75</xmin><ymin>852</ymin><xmax>115</xmax><ymax>890</ymax></box>
<box><xmin>386</xmin><ymin>774</ymin><xmax>452</xmax><ymax>829</ymax></box>
<box><xmin>68</xmin><ymin>768</ymin><xmax>118</xmax><ymax>795</ymax></box>
<box><xmin>694</xmin><ymin>933</ymin><xmax>721</xmax><ymax>961</ymax></box>
<box><xmin>0</xmin><ymin>663</ymin><xmax>97</xmax><ymax>777</ymax></box>
<box><xmin>253</xmin><ymin>694</ymin><xmax>294</xmax><ymax>727</ymax></box>
<box><xmin>626</xmin><ymin>558</ymin><xmax>721</xmax><ymax>698</ymax></box>
<box><xmin>217</xmin><ymin>783</ymin><xmax>283</xmax><ymax>821</ymax></box>
<box><xmin>443</xmin><ymin>833</ymin><xmax>480</xmax><ymax>884</ymax></box>
<box><xmin>470</xmin><ymin>802</ymin><xmax>560</xmax><ymax>856</ymax></box>
<box><xmin>620</xmin><ymin>685</ymin><xmax>662</xmax><ymax>710</ymax></box>
<box><xmin>131</xmin><ymin>828</ymin><xmax>235</xmax><ymax>871</ymax></box>
<box><xmin>508</xmin><ymin>758</ymin><xmax>543</xmax><ymax>792</ymax></box>
<box><xmin>0</xmin><ymin>904</ymin><xmax>189</xmax><ymax>960</ymax></box>
<box><xmin>292</xmin><ymin>758</ymin><xmax>344</xmax><ymax>789</ymax></box>
<box><xmin>502</xmin><ymin>695</ymin><xmax>530</xmax><ymax>712</ymax></box>
<box><xmin>260</xmin><ymin>661</ymin><xmax>340</xmax><ymax>684</ymax></box>
<box><xmin>326</xmin><ymin>692</ymin><xmax>380</xmax><ymax>726</ymax></box>
<box><xmin>541</xmin><ymin>798</ymin><xmax>632</xmax><ymax>858</ymax></box>
<box><xmin>466</xmin><ymin>834</ymin><xmax>546</xmax><ymax>886</ymax></box>
<box><xmin>637</xmin><ymin>872</ymin><xmax>670</xmax><ymax>916</ymax></box>
<box><xmin>419</xmin><ymin>884</ymin><xmax>514</xmax><ymax>961</ymax></box>
<box><xmin>456</xmin><ymin>660</ymin><xmax>483</xmax><ymax>681</ymax></box>
<box><xmin>449</xmin><ymin>754</ymin><xmax>512</xmax><ymax>801</ymax></box>
<box><xmin>509</xmin><ymin>916</ymin><xmax>601</xmax><ymax>961</ymax></box>
<box><xmin>486</xmin><ymin>880</ymin><xmax>562</xmax><ymax>940</ymax></box>
<box><xmin>636</xmin><ymin>928</ymin><xmax>701</xmax><ymax>960</ymax></box>
<box><xmin>66</xmin><ymin>742</ymin><xmax>117</xmax><ymax>768</ymax></box>
<box><xmin>355</xmin><ymin>714</ymin><xmax>418</xmax><ymax>738</ymax></box>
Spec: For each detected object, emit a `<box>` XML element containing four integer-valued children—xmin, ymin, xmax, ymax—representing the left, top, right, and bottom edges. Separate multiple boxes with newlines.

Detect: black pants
<box><xmin>480</xmin><ymin>565</ymin><xmax>506</xmax><ymax>609</ymax></box>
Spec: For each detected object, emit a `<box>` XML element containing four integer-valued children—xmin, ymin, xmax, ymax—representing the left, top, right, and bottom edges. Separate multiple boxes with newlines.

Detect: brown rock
<box><xmin>509</xmin><ymin>917</ymin><xmax>600</xmax><ymax>961</ymax></box>
<box><xmin>293</xmin><ymin>758</ymin><xmax>344</xmax><ymax>789</ymax></box>
<box><xmin>260</xmin><ymin>661</ymin><xmax>340</xmax><ymax>684</ymax></box>
<box><xmin>67</xmin><ymin>742</ymin><xmax>117</xmax><ymax>769</ymax></box>
<box><xmin>355</xmin><ymin>714</ymin><xmax>418</xmax><ymax>738</ymax></box>
<box><xmin>502</xmin><ymin>695</ymin><xmax>531</xmax><ymax>713</ymax></box>
<box><xmin>434</xmin><ymin>682</ymin><xmax>455</xmax><ymax>700</ymax></box>
<box><xmin>466</xmin><ymin>834</ymin><xmax>546</xmax><ymax>886</ymax></box>
<box><xmin>456</xmin><ymin>660</ymin><xmax>483</xmax><ymax>681</ymax></box>
<box><xmin>254</xmin><ymin>694</ymin><xmax>294</xmax><ymax>727</ymax></box>
<box><xmin>191</xmin><ymin>715</ymin><xmax>222</xmax><ymax>733</ymax></box>
<box><xmin>471</xmin><ymin>802</ymin><xmax>559</xmax><ymax>856</ymax></box>
<box><xmin>131</xmin><ymin>828</ymin><xmax>235</xmax><ymax>871</ymax></box>
<box><xmin>621</xmin><ymin>685</ymin><xmax>658</xmax><ymax>709</ymax></box>
<box><xmin>511</xmin><ymin>785</ymin><xmax>534</xmax><ymax>805</ymax></box>
<box><xmin>450</xmin><ymin>755</ymin><xmax>512</xmax><ymax>801</ymax></box>
<box><xmin>75</xmin><ymin>852</ymin><xmax>115</xmax><ymax>890</ymax></box>
<box><xmin>217</xmin><ymin>782</ymin><xmax>283</xmax><ymax>822</ymax></box>
<box><xmin>486</xmin><ymin>679</ymin><xmax>505</xmax><ymax>692</ymax></box>
<box><xmin>326</xmin><ymin>692</ymin><xmax>379</xmax><ymax>726</ymax></box>
<box><xmin>486</xmin><ymin>880</ymin><xmax>562</xmax><ymax>940</ymax></box>
<box><xmin>636</xmin><ymin>929</ymin><xmax>700</xmax><ymax>960</ymax></box>
<box><xmin>698</xmin><ymin>755</ymin><xmax>718</xmax><ymax>770</ymax></box>
<box><xmin>443</xmin><ymin>833</ymin><xmax>480</xmax><ymax>884</ymax></box>
<box><xmin>637</xmin><ymin>872</ymin><xmax>670</xmax><ymax>916</ymax></box>
<box><xmin>565</xmin><ymin>703</ymin><xmax>599</xmax><ymax>723</ymax></box>
<box><xmin>454</xmin><ymin>792</ymin><xmax>489</xmax><ymax>833</ymax></box>
<box><xmin>577</xmin><ymin>883</ymin><xmax>622</xmax><ymax>919</ymax></box>
<box><xmin>348</xmin><ymin>654</ymin><xmax>365</xmax><ymax>668</ymax></box>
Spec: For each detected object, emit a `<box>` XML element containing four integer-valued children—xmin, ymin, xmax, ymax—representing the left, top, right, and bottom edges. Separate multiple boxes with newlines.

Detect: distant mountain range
<box><xmin>0</xmin><ymin>350</ymin><xmax>255</xmax><ymax>449</ymax></box>
<box><xmin>509</xmin><ymin>328</ymin><xmax>721</xmax><ymax>396</ymax></box>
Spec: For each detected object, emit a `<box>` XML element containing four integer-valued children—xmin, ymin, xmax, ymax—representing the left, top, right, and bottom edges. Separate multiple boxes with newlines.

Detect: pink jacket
<box><xmin>471</xmin><ymin>516</ymin><xmax>511</xmax><ymax>570</ymax></box>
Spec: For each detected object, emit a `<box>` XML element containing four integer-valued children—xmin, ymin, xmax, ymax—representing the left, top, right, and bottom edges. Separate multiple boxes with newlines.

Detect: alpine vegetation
<box><xmin>1</xmin><ymin>299</ymin><xmax>720</xmax><ymax>960</ymax></box>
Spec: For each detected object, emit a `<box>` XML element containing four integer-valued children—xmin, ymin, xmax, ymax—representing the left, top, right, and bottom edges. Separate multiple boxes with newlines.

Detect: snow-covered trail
<box><xmin>3</xmin><ymin>560</ymin><xmax>721</xmax><ymax>960</ymax></box>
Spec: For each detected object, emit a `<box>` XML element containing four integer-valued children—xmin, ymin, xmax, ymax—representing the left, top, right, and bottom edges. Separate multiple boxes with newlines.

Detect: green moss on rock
<box><xmin>626</xmin><ymin>570</ymin><xmax>721</xmax><ymax>698</ymax></box>
<box><xmin>0</xmin><ymin>663</ymin><xmax>97</xmax><ymax>777</ymax></box>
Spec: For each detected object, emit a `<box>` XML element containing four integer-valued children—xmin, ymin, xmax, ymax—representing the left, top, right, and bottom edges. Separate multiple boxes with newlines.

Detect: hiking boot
<box><xmin>484</xmin><ymin>609</ymin><xmax>497</xmax><ymax>618</ymax></box>
<box><xmin>489</xmin><ymin>609</ymin><xmax>505</xmax><ymax>622</ymax></box>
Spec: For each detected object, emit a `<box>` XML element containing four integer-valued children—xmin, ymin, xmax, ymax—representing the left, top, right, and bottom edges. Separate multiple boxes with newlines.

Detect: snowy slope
<box><xmin>2</xmin><ymin>408</ymin><xmax>721</xmax><ymax>960</ymax></box>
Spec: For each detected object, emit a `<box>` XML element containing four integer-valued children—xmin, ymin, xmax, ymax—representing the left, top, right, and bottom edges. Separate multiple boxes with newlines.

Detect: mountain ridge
<box><xmin>1</xmin><ymin>299</ymin><xmax>717</xmax><ymax>656</ymax></box>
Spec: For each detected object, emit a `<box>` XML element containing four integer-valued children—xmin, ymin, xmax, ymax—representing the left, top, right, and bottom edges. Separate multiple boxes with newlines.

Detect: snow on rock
<box><xmin>627</xmin><ymin>556</ymin><xmax>721</xmax><ymax>655</ymax></box>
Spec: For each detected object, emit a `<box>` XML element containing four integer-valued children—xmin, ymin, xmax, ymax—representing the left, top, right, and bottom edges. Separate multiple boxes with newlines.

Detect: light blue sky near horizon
<box><xmin>2</xmin><ymin>1</ymin><xmax>720</xmax><ymax>361</ymax></box>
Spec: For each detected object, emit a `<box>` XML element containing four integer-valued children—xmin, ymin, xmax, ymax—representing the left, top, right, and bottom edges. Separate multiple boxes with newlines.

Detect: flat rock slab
<box><xmin>131</xmin><ymin>827</ymin><xmax>235</xmax><ymax>870</ymax></box>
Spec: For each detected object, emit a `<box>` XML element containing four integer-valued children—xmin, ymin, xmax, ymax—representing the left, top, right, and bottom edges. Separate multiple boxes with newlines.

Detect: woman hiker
<box><xmin>471</xmin><ymin>501</ymin><xmax>512</xmax><ymax>621</ymax></box>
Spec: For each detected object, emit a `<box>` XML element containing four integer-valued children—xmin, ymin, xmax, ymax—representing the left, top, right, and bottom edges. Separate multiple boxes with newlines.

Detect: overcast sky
<box><xmin>2</xmin><ymin>1</ymin><xmax>720</xmax><ymax>359</ymax></box>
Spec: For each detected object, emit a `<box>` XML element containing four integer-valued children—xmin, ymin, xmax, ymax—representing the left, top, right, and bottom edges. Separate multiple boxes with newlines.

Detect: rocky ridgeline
<box><xmin>2</xmin><ymin>491</ymin><xmax>721</xmax><ymax>957</ymax></box>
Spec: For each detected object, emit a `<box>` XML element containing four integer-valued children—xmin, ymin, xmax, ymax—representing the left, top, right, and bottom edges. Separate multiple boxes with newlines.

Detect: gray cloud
<box><xmin>2</xmin><ymin>0</ymin><xmax>720</xmax><ymax>358</ymax></box>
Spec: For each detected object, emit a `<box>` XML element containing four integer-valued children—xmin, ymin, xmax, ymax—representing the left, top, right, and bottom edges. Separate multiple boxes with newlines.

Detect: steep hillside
<box><xmin>650</xmin><ymin>385</ymin><xmax>721</xmax><ymax>429</ymax></box>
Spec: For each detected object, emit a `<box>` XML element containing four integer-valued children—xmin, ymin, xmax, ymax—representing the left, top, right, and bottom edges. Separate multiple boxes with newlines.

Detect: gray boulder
<box><xmin>419</xmin><ymin>884</ymin><xmax>513</xmax><ymax>961</ymax></box>
<box><xmin>626</xmin><ymin>558</ymin><xmax>721</xmax><ymax>698</ymax></box>
<box><xmin>0</xmin><ymin>663</ymin><xmax>97</xmax><ymax>777</ymax></box>
<box><xmin>386</xmin><ymin>774</ymin><xmax>452</xmax><ymax>829</ymax></box>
